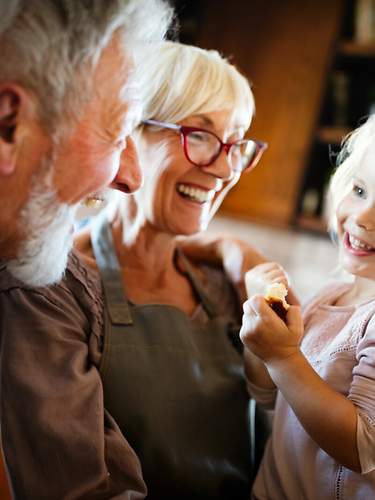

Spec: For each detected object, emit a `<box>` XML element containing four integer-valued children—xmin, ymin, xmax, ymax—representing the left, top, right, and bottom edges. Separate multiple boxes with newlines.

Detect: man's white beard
<box><xmin>7</xmin><ymin>165</ymin><xmax>78</xmax><ymax>287</ymax></box>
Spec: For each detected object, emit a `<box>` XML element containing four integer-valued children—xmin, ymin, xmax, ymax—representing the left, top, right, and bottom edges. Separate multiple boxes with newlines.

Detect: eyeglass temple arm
<box><xmin>142</xmin><ymin>119</ymin><xmax>181</xmax><ymax>131</ymax></box>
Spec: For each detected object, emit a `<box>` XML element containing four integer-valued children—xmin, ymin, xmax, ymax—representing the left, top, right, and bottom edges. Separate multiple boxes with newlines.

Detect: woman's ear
<box><xmin>0</xmin><ymin>86</ymin><xmax>22</xmax><ymax>176</ymax></box>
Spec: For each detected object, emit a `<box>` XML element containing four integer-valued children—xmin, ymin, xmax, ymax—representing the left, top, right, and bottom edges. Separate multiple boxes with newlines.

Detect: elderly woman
<box><xmin>76</xmin><ymin>41</ymin><xmax>268</xmax><ymax>499</ymax></box>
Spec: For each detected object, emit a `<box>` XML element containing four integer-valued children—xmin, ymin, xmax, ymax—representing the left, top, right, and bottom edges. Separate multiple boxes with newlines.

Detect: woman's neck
<box><xmin>76</xmin><ymin>209</ymin><xmax>201</xmax><ymax>314</ymax></box>
<box><xmin>113</xmin><ymin>216</ymin><xmax>200</xmax><ymax>313</ymax></box>
<box><xmin>74</xmin><ymin>211</ymin><xmax>178</xmax><ymax>278</ymax></box>
<box><xmin>112</xmin><ymin>215</ymin><xmax>177</xmax><ymax>279</ymax></box>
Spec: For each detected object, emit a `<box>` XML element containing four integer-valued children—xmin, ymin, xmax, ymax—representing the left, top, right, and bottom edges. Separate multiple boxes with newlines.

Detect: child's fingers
<box><xmin>250</xmin><ymin>262</ymin><xmax>275</xmax><ymax>271</ymax></box>
<box><xmin>246</xmin><ymin>295</ymin><xmax>284</xmax><ymax>325</ymax></box>
<box><xmin>249</xmin><ymin>262</ymin><xmax>283</xmax><ymax>275</ymax></box>
<box><xmin>262</xmin><ymin>270</ymin><xmax>289</xmax><ymax>287</ymax></box>
<box><xmin>286</xmin><ymin>305</ymin><xmax>304</xmax><ymax>337</ymax></box>
<box><xmin>243</xmin><ymin>298</ymin><xmax>255</xmax><ymax>315</ymax></box>
<box><xmin>286</xmin><ymin>287</ymin><xmax>300</xmax><ymax>306</ymax></box>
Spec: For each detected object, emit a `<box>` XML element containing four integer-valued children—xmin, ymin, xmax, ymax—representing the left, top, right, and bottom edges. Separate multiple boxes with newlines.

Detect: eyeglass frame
<box><xmin>142</xmin><ymin>119</ymin><xmax>268</xmax><ymax>173</ymax></box>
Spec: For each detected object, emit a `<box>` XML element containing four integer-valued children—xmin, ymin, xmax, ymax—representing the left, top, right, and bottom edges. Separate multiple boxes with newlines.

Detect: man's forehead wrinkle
<box><xmin>105</xmin><ymin>104</ymin><xmax>129</xmax><ymax>138</ymax></box>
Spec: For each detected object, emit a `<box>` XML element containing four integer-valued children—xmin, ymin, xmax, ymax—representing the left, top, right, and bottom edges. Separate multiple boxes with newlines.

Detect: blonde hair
<box><xmin>138</xmin><ymin>40</ymin><xmax>254</xmax><ymax>128</ymax></box>
<box><xmin>329</xmin><ymin>115</ymin><xmax>375</xmax><ymax>231</ymax></box>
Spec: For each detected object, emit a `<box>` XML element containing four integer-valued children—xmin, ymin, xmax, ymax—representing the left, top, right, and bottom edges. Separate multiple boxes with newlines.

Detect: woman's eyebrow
<box><xmin>190</xmin><ymin>114</ymin><xmax>245</xmax><ymax>136</ymax></box>
<box><xmin>190</xmin><ymin>114</ymin><xmax>214</xmax><ymax>127</ymax></box>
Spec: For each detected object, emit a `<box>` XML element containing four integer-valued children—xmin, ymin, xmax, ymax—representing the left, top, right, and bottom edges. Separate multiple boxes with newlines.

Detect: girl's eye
<box><xmin>352</xmin><ymin>184</ymin><xmax>366</xmax><ymax>198</ymax></box>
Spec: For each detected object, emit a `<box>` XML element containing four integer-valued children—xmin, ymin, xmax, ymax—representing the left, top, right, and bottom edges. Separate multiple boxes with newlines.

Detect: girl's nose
<box><xmin>354</xmin><ymin>204</ymin><xmax>375</xmax><ymax>231</ymax></box>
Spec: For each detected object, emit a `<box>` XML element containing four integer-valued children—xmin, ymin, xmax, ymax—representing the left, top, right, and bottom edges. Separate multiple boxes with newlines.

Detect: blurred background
<box><xmin>171</xmin><ymin>0</ymin><xmax>375</xmax><ymax>300</ymax></box>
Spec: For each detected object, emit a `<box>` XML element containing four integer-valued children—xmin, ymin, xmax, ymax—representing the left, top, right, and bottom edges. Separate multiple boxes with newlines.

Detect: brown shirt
<box><xmin>0</xmin><ymin>251</ymin><xmax>145</xmax><ymax>500</ymax></box>
<box><xmin>0</xmin><ymin>250</ymin><xmax>240</xmax><ymax>500</ymax></box>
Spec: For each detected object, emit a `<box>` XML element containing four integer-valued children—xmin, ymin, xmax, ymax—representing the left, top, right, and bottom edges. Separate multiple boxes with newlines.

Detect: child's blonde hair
<box><xmin>329</xmin><ymin>115</ymin><xmax>375</xmax><ymax>231</ymax></box>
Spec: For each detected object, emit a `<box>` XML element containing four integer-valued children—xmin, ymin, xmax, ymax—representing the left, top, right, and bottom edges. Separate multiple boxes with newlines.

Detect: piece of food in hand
<box><xmin>264</xmin><ymin>283</ymin><xmax>290</xmax><ymax>321</ymax></box>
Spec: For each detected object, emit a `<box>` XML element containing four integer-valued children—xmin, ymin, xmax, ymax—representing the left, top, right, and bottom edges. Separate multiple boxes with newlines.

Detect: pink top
<box><xmin>249</xmin><ymin>282</ymin><xmax>375</xmax><ymax>499</ymax></box>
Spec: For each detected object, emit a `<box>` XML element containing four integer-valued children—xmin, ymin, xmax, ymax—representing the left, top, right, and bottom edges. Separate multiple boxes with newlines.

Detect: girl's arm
<box><xmin>240</xmin><ymin>295</ymin><xmax>361</xmax><ymax>472</ymax></box>
<box><xmin>243</xmin><ymin>346</ymin><xmax>276</xmax><ymax>391</ymax></box>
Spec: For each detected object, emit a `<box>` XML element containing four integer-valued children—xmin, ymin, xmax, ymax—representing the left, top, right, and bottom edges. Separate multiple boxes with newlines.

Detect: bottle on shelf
<box><xmin>331</xmin><ymin>71</ymin><xmax>350</xmax><ymax>127</ymax></box>
<box><xmin>355</xmin><ymin>0</ymin><xmax>375</xmax><ymax>43</ymax></box>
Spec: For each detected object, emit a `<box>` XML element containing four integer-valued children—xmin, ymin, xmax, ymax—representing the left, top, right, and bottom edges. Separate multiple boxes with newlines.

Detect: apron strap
<box><xmin>91</xmin><ymin>213</ymin><xmax>133</xmax><ymax>325</ymax></box>
<box><xmin>249</xmin><ymin>398</ymin><xmax>256</xmax><ymax>471</ymax></box>
<box><xmin>175</xmin><ymin>248</ymin><xmax>218</xmax><ymax>319</ymax></box>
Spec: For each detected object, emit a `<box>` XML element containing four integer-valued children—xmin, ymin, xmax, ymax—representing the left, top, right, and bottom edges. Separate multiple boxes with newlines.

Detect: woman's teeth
<box><xmin>177</xmin><ymin>184</ymin><xmax>212</xmax><ymax>203</ymax></box>
<box><xmin>349</xmin><ymin>234</ymin><xmax>374</xmax><ymax>251</ymax></box>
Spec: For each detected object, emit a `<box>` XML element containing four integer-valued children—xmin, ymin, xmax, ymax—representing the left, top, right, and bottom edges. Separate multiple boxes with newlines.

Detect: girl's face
<box><xmin>138</xmin><ymin>109</ymin><xmax>248</xmax><ymax>235</ymax></box>
<box><xmin>337</xmin><ymin>142</ymin><xmax>375</xmax><ymax>280</ymax></box>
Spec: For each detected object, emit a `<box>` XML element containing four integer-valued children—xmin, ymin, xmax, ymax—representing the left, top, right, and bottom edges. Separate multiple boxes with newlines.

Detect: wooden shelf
<box><xmin>338</xmin><ymin>40</ymin><xmax>375</xmax><ymax>57</ymax></box>
<box><xmin>297</xmin><ymin>215</ymin><xmax>328</xmax><ymax>234</ymax></box>
<box><xmin>316</xmin><ymin>126</ymin><xmax>351</xmax><ymax>144</ymax></box>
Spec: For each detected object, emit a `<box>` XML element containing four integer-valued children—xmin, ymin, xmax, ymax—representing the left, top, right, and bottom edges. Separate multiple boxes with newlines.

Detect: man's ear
<box><xmin>0</xmin><ymin>85</ymin><xmax>23</xmax><ymax>176</ymax></box>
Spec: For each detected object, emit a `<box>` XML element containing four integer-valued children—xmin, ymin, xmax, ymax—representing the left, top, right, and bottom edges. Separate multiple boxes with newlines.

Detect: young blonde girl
<box><xmin>241</xmin><ymin>115</ymin><xmax>375</xmax><ymax>499</ymax></box>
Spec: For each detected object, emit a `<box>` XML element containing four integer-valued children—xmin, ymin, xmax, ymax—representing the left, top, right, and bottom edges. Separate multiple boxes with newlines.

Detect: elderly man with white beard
<box><xmin>0</xmin><ymin>0</ymin><xmax>173</xmax><ymax>498</ymax></box>
<box><xmin>0</xmin><ymin>0</ymin><xmax>172</xmax><ymax>287</ymax></box>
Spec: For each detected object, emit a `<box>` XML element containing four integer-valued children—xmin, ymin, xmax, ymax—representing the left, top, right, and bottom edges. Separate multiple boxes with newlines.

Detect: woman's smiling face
<box><xmin>137</xmin><ymin>109</ymin><xmax>248</xmax><ymax>236</ymax></box>
<box><xmin>337</xmin><ymin>142</ymin><xmax>375</xmax><ymax>280</ymax></box>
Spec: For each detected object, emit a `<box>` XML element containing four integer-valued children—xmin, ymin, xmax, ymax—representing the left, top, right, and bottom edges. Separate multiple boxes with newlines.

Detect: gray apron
<box><xmin>91</xmin><ymin>216</ymin><xmax>253</xmax><ymax>499</ymax></box>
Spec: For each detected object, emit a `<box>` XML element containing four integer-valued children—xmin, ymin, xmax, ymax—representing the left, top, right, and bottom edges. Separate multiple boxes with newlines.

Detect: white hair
<box><xmin>328</xmin><ymin>115</ymin><xmax>375</xmax><ymax>231</ymax></box>
<box><xmin>0</xmin><ymin>0</ymin><xmax>173</xmax><ymax>132</ymax></box>
<box><xmin>138</xmin><ymin>40</ymin><xmax>254</xmax><ymax>128</ymax></box>
<box><xmin>7</xmin><ymin>156</ymin><xmax>78</xmax><ymax>287</ymax></box>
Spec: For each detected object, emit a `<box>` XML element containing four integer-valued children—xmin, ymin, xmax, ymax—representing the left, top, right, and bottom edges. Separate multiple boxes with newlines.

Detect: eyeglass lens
<box><xmin>228</xmin><ymin>140</ymin><xmax>257</xmax><ymax>171</ymax></box>
<box><xmin>185</xmin><ymin>130</ymin><xmax>257</xmax><ymax>172</ymax></box>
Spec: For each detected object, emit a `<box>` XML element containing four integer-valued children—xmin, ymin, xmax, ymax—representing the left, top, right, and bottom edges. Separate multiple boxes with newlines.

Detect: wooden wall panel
<box><xmin>194</xmin><ymin>0</ymin><xmax>343</xmax><ymax>226</ymax></box>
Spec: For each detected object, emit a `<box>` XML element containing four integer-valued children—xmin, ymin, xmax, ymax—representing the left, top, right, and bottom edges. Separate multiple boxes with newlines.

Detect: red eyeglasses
<box><xmin>143</xmin><ymin>119</ymin><xmax>267</xmax><ymax>173</ymax></box>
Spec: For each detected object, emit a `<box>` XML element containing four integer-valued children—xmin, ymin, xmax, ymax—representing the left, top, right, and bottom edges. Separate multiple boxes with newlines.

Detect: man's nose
<box><xmin>111</xmin><ymin>136</ymin><xmax>142</xmax><ymax>194</ymax></box>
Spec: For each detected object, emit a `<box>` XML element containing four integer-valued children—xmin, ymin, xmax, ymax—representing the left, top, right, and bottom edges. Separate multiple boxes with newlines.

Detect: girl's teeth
<box><xmin>177</xmin><ymin>184</ymin><xmax>211</xmax><ymax>203</ymax></box>
<box><xmin>349</xmin><ymin>235</ymin><xmax>374</xmax><ymax>251</ymax></box>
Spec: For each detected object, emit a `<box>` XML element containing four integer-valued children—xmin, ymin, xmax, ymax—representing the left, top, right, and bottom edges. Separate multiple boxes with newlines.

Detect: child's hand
<box><xmin>245</xmin><ymin>262</ymin><xmax>289</xmax><ymax>297</ymax></box>
<box><xmin>240</xmin><ymin>295</ymin><xmax>304</xmax><ymax>364</ymax></box>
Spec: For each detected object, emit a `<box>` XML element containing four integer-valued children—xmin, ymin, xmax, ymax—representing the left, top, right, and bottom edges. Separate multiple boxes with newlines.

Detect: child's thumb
<box><xmin>286</xmin><ymin>305</ymin><xmax>304</xmax><ymax>335</ymax></box>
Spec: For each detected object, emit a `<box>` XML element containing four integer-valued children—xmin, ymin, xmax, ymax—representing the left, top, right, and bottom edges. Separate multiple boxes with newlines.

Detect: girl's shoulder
<box><xmin>302</xmin><ymin>281</ymin><xmax>352</xmax><ymax>325</ymax></box>
<box><xmin>303</xmin><ymin>281</ymin><xmax>375</xmax><ymax>342</ymax></box>
<box><xmin>303</xmin><ymin>281</ymin><xmax>351</xmax><ymax>310</ymax></box>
